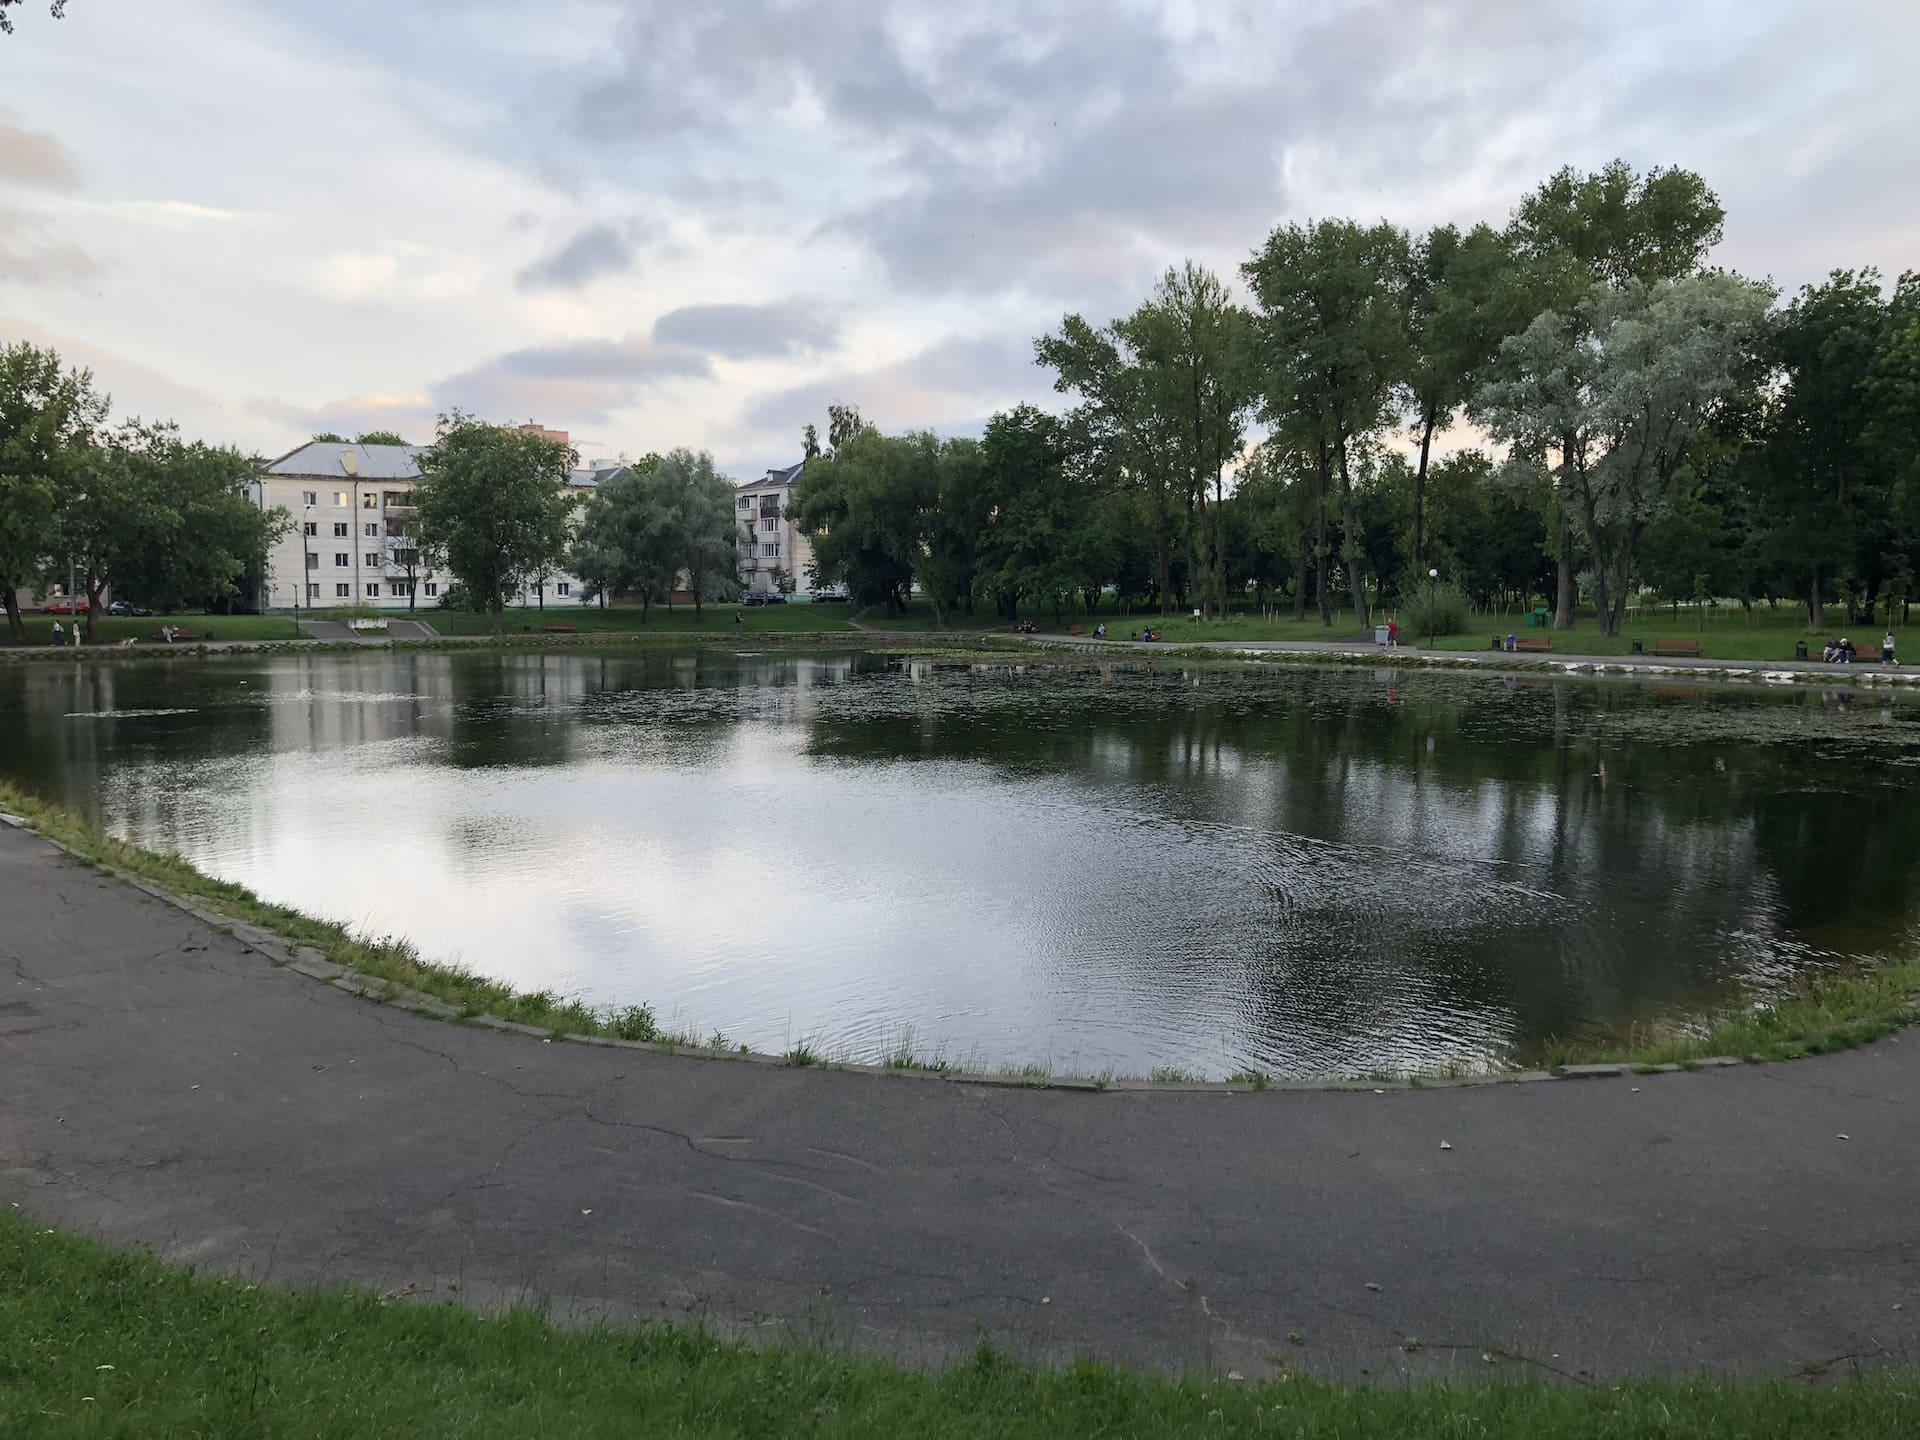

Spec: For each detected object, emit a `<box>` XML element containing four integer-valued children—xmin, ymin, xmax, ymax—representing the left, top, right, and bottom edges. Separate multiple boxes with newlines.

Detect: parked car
<box><xmin>742</xmin><ymin>591</ymin><xmax>788</xmax><ymax>606</ymax></box>
<box><xmin>39</xmin><ymin>598</ymin><xmax>89</xmax><ymax>615</ymax></box>
<box><xmin>107</xmin><ymin>601</ymin><xmax>154</xmax><ymax>617</ymax></box>
<box><xmin>811</xmin><ymin>589</ymin><xmax>849</xmax><ymax>603</ymax></box>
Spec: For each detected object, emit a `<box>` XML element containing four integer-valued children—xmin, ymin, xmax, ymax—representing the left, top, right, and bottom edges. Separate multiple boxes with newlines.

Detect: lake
<box><xmin>2</xmin><ymin>647</ymin><xmax>1916</xmax><ymax>1079</ymax></box>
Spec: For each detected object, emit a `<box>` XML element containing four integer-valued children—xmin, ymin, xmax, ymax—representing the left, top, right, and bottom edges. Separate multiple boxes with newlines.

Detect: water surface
<box><xmin>3</xmin><ymin>649</ymin><xmax>1915</xmax><ymax>1078</ymax></box>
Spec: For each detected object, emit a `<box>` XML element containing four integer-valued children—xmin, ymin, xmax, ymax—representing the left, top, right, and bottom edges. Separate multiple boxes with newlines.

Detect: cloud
<box><xmin>738</xmin><ymin>333</ymin><xmax>1045</xmax><ymax>444</ymax></box>
<box><xmin>651</xmin><ymin>301</ymin><xmax>839</xmax><ymax>360</ymax></box>
<box><xmin>313</xmin><ymin>245</ymin><xmax>485</xmax><ymax>302</ymax></box>
<box><xmin>0</xmin><ymin>209</ymin><xmax>99</xmax><ymax>287</ymax></box>
<box><xmin>434</xmin><ymin>333</ymin><xmax>712</xmax><ymax>426</ymax></box>
<box><xmin>515</xmin><ymin>221</ymin><xmax>637</xmax><ymax>291</ymax></box>
<box><xmin>250</xmin><ymin>391</ymin><xmax>439</xmax><ymax>447</ymax></box>
<box><xmin>0</xmin><ymin>119</ymin><xmax>77</xmax><ymax>188</ymax></box>
<box><xmin>3</xmin><ymin>316</ymin><xmax>215</xmax><ymax>423</ymax></box>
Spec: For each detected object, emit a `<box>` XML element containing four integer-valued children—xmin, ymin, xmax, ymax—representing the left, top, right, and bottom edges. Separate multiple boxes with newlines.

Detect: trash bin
<box><xmin>1795</xmin><ymin>641</ymin><xmax>1809</xmax><ymax>660</ymax></box>
<box><xmin>1492</xmin><ymin>635</ymin><xmax>1503</xmax><ymax>652</ymax></box>
<box><xmin>1631</xmin><ymin>639</ymin><xmax>1643</xmax><ymax>655</ymax></box>
<box><xmin>1374</xmin><ymin>625</ymin><xmax>1390</xmax><ymax>646</ymax></box>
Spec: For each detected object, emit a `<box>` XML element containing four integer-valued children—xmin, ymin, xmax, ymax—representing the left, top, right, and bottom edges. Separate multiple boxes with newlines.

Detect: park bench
<box><xmin>543</xmin><ymin>622</ymin><xmax>576</xmax><ymax>634</ymax></box>
<box><xmin>1512</xmin><ymin>635</ymin><xmax>1552</xmax><ymax>654</ymax></box>
<box><xmin>1065</xmin><ymin>624</ymin><xmax>1084</xmax><ymax>636</ymax></box>
<box><xmin>1650</xmin><ymin>639</ymin><xmax>1703</xmax><ymax>659</ymax></box>
<box><xmin>153</xmin><ymin>628</ymin><xmax>196</xmax><ymax>643</ymax></box>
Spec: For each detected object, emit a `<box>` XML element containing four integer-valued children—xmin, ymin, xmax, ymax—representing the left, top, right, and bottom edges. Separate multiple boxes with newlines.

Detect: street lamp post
<box><xmin>1426</xmin><ymin>567</ymin><xmax>1440</xmax><ymax>647</ymax></box>
<box><xmin>298</xmin><ymin>503</ymin><xmax>313</xmax><ymax>618</ymax></box>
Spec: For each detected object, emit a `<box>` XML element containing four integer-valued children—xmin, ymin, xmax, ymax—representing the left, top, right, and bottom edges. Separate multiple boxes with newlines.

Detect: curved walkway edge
<box><xmin>1</xmin><ymin>821</ymin><xmax>1915</xmax><ymax>1382</ymax></box>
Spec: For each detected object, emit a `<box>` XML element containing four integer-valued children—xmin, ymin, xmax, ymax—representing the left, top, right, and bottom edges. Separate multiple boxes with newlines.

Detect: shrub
<box><xmin>1403</xmin><ymin>580</ymin><xmax>1470</xmax><ymax>639</ymax></box>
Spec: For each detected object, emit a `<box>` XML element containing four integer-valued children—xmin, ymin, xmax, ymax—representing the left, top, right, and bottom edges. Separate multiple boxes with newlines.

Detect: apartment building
<box><xmin>735</xmin><ymin>461</ymin><xmax>817</xmax><ymax>597</ymax></box>
<box><xmin>253</xmin><ymin>438</ymin><xmax>605</xmax><ymax>611</ymax></box>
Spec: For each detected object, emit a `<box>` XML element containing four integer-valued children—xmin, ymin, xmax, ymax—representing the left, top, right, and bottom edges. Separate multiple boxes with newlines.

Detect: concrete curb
<box><xmin>3</xmin><ymin>812</ymin><xmax>1906</xmax><ymax>1098</ymax></box>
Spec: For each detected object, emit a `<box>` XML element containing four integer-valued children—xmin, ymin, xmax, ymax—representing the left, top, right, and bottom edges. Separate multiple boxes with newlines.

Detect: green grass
<box><xmin>2</xmin><ymin>1213</ymin><xmax>1914</xmax><ymax>1438</ymax></box>
<box><xmin>1533</xmin><ymin>962</ymin><xmax>1920</xmax><ymax>1070</ymax></box>
<box><xmin>1</xmin><ymin>612</ymin><xmax>304</xmax><ymax>648</ymax></box>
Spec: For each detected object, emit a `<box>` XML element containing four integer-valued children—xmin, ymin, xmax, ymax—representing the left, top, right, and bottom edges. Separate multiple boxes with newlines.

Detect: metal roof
<box><xmin>734</xmin><ymin>459</ymin><xmax>805</xmax><ymax>492</ymax></box>
<box><xmin>264</xmin><ymin>441</ymin><xmax>425</xmax><ymax>480</ymax></box>
<box><xmin>266</xmin><ymin>440</ymin><xmax>612</xmax><ymax>489</ymax></box>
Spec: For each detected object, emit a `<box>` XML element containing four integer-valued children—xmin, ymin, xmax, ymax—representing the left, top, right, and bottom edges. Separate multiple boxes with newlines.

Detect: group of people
<box><xmin>48</xmin><ymin>620</ymin><xmax>78</xmax><ymax>648</ymax></box>
<box><xmin>1822</xmin><ymin>633</ymin><xmax>1897</xmax><ymax>665</ymax></box>
<box><xmin>1132</xmin><ymin>628</ymin><xmax>1162</xmax><ymax>642</ymax></box>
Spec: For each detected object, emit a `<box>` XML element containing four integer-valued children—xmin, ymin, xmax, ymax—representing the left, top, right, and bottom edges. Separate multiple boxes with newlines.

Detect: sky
<box><xmin>3</xmin><ymin>0</ymin><xmax>1917</xmax><ymax>478</ymax></box>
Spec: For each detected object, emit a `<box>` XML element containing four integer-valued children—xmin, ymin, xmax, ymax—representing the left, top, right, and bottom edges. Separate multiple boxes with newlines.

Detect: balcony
<box><xmin>758</xmin><ymin>503</ymin><xmax>781</xmax><ymax>518</ymax></box>
<box><xmin>384</xmin><ymin>501</ymin><xmax>418</xmax><ymax>517</ymax></box>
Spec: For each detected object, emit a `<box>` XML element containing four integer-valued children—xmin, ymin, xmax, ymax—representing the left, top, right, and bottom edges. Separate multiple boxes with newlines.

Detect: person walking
<box><xmin>1883</xmin><ymin>631</ymin><xmax>1897</xmax><ymax>665</ymax></box>
<box><xmin>50</xmin><ymin>619</ymin><xmax>63</xmax><ymax>647</ymax></box>
<box><xmin>1387</xmin><ymin>618</ymin><xmax>1400</xmax><ymax>648</ymax></box>
<box><xmin>733</xmin><ymin>610</ymin><xmax>742</xmax><ymax>634</ymax></box>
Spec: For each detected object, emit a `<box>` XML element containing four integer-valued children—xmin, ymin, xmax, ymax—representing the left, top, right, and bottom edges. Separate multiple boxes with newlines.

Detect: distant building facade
<box><xmin>734</xmin><ymin>461</ymin><xmax>816</xmax><ymax>597</ymax></box>
<box><xmin>252</xmin><ymin>438</ymin><xmax>607</xmax><ymax>612</ymax></box>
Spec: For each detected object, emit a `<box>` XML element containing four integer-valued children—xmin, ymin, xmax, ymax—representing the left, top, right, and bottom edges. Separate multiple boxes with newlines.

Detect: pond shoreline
<box><xmin>2</xmin><ymin>783</ymin><xmax>1912</xmax><ymax>1091</ymax></box>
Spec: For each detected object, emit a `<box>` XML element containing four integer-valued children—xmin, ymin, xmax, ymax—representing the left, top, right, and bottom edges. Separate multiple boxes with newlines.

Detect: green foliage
<box><xmin>309</xmin><ymin>430</ymin><xmax>348</xmax><ymax>442</ymax></box>
<box><xmin>570</xmin><ymin>448</ymin><xmax>737</xmax><ymax>618</ymax></box>
<box><xmin>1403</xmin><ymin>579</ymin><xmax>1470</xmax><ymax>638</ymax></box>
<box><xmin>354</xmin><ymin>429</ymin><xmax>409</xmax><ymax>446</ymax></box>
<box><xmin>413</xmin><ymin>412</ymin><xmax>576</xmax><ymax>633</ymax></box>
<box><xmin>0</xmin><ymin>340</ymin><xmax>108</xmax><ymax>640</ymax></box>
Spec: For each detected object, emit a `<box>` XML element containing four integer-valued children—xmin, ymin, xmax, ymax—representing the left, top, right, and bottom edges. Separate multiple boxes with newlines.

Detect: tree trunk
<box><xmin>1213</xmin><ymin>467</ymin><xmax>1228</xmax><ymax>622</ymax></box>
<box><xmin>489</xmin><ymin>598</ymin><xmax>503</xmax><ymax>636</ymax></box>
<box><xmin>1336</xmin><ymin>436</ymin><xmax>1370</xmax><ymax>631</ymax></box>
<box><xmin>1554</xmin><ymin>518</ymin><xmax>1576</xmax><ymax>630</ymax></box>
<box><xmin>1808</xmin><ymin>570</ymin><xmax>1824</xmax><ymax>629</ymax></box>
<box><xmin>1184</xmin><ymin>489</ymin><xmax>1199</xmax><ymax>620</ymax></box>
<box><xmin>85</xmin><ymin>577</ymin><xmax>104</xmax><ymax>643</ymax></box>
<box><xmin>1313</xmin><ymin>442</ymin><xmax>1333</xmax><ymax>626</ymax></box>
<box><xmin>1412</xmin><ymin>403</ymin><xmax>1437</xmax><ymax>568</ymax></box>
<box><xmin>1157</xmin><ymin>532</ymin><xmax>1172</xmax><ymax>618</ymax></box>
<box><xmin>3</xmin><ymin>587</ymin><xmax>24</xmax><ymax>644</ymax></box>
<box><xmin>1294</xmin><ymin>533</ymin><xmax>1310</xmax><ymax>622</ymax></box>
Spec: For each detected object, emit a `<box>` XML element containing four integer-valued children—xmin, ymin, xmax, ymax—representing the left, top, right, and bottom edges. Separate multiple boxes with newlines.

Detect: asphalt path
<box><xmin>2</xmin><ymin>822</ymin><xmax>1914</xmax><ymax>1382</ymax></box>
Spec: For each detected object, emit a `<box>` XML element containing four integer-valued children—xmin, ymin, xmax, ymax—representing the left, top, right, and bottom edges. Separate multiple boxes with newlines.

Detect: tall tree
<box><xmin>826</xmin><ymin>403</ymin><xmax>864</xmax><ymax>457</ymax></box>
<box><xmin>651</xmin><ymin>447</ymin><xmax>739</xmax><ymax>619</ymax></box>
<box><xmin>1400</xmin><ymin>223</ymin><xmax>1518</xmax><ymax>568</ymax></box>
<box><xmin>801</xmin><ymin>423</ymin><xmax>821</xmax><ymax>461</ymax></box>
<box><xmin>789</xmin><ymin>426</ymin><xmax>925</xmax><ymax>615</ymax></box>
<box><xmin>1504</xmin><ymin>160</ymin><xmax>1726</xmax><ymax>628</ymax></box>
<box><xmin>413</xmin><ymin>411</ymin><xmax>575</xmax><ymax>635</ymax></box>
<box><xmin>1473</xmin><ymin>273</ymin><xmax>1772</xmax><ymax>636</ymax></box>
<box><xmin>570</xmin><ymin>461</ymin><xmax>678</xmax><ymax>620</ymax></box>
<box><xmin>1244</xmin><ymin>218</ymin><xmax>1411</xmax><ymax>629</ymax></box>
<box><xmin>354</xmin><ymin>429</ymin><xmax>409</xmax><ymax>446</ymax></box>
<box><xmin>0</xmin><ymin>341</ymin><xmax>107</xmax><ymax>642</ymax></box>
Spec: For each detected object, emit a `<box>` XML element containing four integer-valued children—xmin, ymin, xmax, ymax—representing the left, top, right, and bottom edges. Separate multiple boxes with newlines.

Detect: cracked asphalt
<box><xmin>2</xmin><ymin>823</ymin><xmax>1915</xmax><ymax>1382</ymax></box>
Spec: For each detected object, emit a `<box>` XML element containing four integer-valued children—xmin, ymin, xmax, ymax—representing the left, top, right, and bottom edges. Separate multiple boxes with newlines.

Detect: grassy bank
<box><xmin>2</xmin><ymin>1214</ymin><xmax>1910</xmax><ymax>1438</ymax></box>
<box><xmin>1</xmin><ymin>612</ymin><xmax>303</xmax><ymax>648</ymax></box>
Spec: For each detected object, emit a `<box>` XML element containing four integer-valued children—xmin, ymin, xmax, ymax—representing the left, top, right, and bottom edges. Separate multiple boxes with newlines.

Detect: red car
<box><xmin>40</xmin><ymin>598</ymin><xmax>90</xmax><ymax>615</ymax></box>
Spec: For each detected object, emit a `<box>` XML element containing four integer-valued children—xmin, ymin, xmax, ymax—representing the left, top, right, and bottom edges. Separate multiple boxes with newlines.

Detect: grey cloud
<box><xmin>738</xmin><ymin>333</ymin><xmax>1047</xmax><ymax>443</ymax></box>
<box><xmin>0</xmin><ymin>120</ymin><xmax>77</xmax><ymax>188</ymax></box>
<box><xmin>515</xmin><ymin>222</ymin><xmax>637</xmax><ymax>291</ymax></box>
<box><xmin>434</xmin><ymin>333</ymin><xmax>711</xmax><ymax>427</ymax></box>
<box><xmin>651</xmin><ymin>302</ymin><xmax>839</xmax><ymax>360</ymax></box>
<box><xmin>0</xmin><ymin>209</ymin><xmax>98</xmax><ymax>286</ymax></box>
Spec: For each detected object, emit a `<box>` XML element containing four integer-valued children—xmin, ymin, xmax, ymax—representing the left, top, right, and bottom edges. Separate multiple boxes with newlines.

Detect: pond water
<box><xmin>3</xmin><ymin>649</ymin><xmax>1917</xmax><ymax>1079</ymax></box>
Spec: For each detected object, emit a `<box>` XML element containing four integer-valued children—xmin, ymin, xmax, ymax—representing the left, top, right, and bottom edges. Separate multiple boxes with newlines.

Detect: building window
<box><xmin>738</xmin><ymin>496</ymin><xmax>752</xmax><ymax>510</ymax></box>
<box><xmin>556</xmin><ymin>582</ymin><xmax>570</xmax><ymax>596</ymax></box>
<box><xmin>302</xmin><ymin>490</ymin><xmax>317</xmax><ymax>506</ymax></box>
<box><xmin>388</xmin><ymin>582</ymin><xmax>410</xmax><ymax>597</ymax></box>
<box><xmin>335</xmin><ymin>583</ymin><xmax>350</xmax><ymax>597</ymax></box>
<box><xmin>333</xmin><ymin>522</ymin><xmax>348</xmax><ymax>537</ymax></box>
<box><xmin>364</xmin><ymin>552</ymin><xmax>379</xmax><ymax>568</ymax></box>
<box><xmin>364</xmin><ymin>522</ymin><xmax>379</xmax><ymax>537</ymax></box>
<box><xmin>425</xmin><ymin>582</ymin><xmax>438</xmax><ymax>597</ymax></box>
<box><xmin>761</xmin><ymin>517</ymin><xmax>775</xmax><ymax>532</ymax></box>
<box><xmin>302</xmin><ymin>521</ymin><xmax>317</xmax><ymax>537</ymax></box>
<box><xmin>333</xmin><ymin>491</ymin><xmax>348</xmax><ymax>507</ymax></box>
<box><xmin>762</xmin><ymin>542</ymin><xmax>779</xmax><ymax>558</ymax></box>
<box><xmin>307</xmin><ymin>583</ymin><xmax>319</xmax><ymax>599</ymax></box>
<box><xmin>305</xmin><ymin>553</ymin><xmax>318</xmax><ymax>570</ymax></box>
<box><xmin>362</xmin><ymin>493</ymin><xmax>377</xmax><ymax>509</ymax></box>
<box><xmin>334</xmin><ymin>552</ymin><xmax>349</xmax><ymax>566</ymax></box>
<box><xmin>366</xmin><ymin>582</ymin><xmax>380</xmax><ymax>597</ymax></box>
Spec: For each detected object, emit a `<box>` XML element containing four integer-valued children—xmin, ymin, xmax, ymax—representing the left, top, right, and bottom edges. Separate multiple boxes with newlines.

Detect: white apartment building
<box><xmin>735</xmin><ymin>461</ymin><xmax>817</xmax><ymax>597</ymax></box>
<box><xmin>253</xmin><ymin>439</ymin><xmax>606</xmax><ymax>611</ymax></box>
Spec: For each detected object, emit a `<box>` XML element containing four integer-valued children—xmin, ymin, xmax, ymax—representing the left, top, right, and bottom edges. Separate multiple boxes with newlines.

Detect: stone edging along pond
<box><xmin>6</xmin><ymin>803</ymin><xmax>1914</xmax><ymax>1097</ymax></box>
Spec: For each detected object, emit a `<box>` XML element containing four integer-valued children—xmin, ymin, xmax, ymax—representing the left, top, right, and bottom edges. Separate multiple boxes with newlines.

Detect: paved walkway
<box><xmin>1</xmin><ymin>823</ymin><xmax>1915</xmax><ymax>1381</ymax></box>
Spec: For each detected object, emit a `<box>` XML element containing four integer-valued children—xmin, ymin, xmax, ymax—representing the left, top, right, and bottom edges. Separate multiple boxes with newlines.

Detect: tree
<box><xmin>801</xmin><ymin>423</ymin><xmax>821</xmax><ymax>462</ymax></box>
<box><xmin>310</xmin><ymin>432</ymin><xmax>347</xmax><ymax>443</ymax></box>
<box><xmin>55</xmin><ymin>420</ymin><xmax>284</xmax><ymax>640</ymax></box>
<box><xmin>355</xmin><ymin>429</ymin><xmax>409</xmax><ymax>447</ymax></box>
<box><xmin>976</xmin><ymin>406</ymin><xmax>1081</xmax><ymax>622</ymax></box>
<box><xmin>1244</xmin><ymin>218</ymin><xmax>1411</xmax><ymax>629</ymax></box>
<box><xmin>1473</xmin><ymin>274</ymin><xmax>1772</xmax><ymax>636</ymax></box>
<box><xmin>413</xmin><ymin>411</ymin><xmax>575</xmax><ymax>635</ymax></box>
<box><xmin>0</xmin><ymin>341</ymin><xmax>107</xmax><ymax>642</ymax></box>
<box><xmin>652</xmin><ymin>448</ymin><xmax>738</xmax><ymax>618</ymax></box>
<box><xmin>826</xmin><ymin>403</ymin><xmax>864</xmax><ymax>457</ymax></box>
<box><xmin>1400</xmin><ymin>223</ymin><xmax>1518</xmax><ymax>568</ymax></box>
<box><xmin>0</xmin><ymin>1</ymin><xmax>67</xmax><ymax>35</ymax></box>
<box><xmin>789</xmin><ymin>426</ymin><xmax>925</xmax><ymax>615</ymax></box>
<box><xmin>569</xmin><ymin>458</ymin><xmax>679</xmax><ymax>621</ymax></box>
<box><xmin>1504</xmin><ymin>160</ymin><xmax>1726</xmax><ymax>627</ymax></box>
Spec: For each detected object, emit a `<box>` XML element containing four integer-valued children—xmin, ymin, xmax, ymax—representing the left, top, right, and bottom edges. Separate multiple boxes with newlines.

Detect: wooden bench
<box><xmin>1651</xmin><ymin>639</ymin><xmax>1702</xmax><ymax>658</ymax></box>
<box><xmin>153</xmin><ymin>628</ymin><xmax>197</xmax><ymax>642</ymax></box>
<box><xmin>1065</xmin><ymin>624</ymin><xmax>1084</xmax><ymax>636</ymax></box>
<box><xmin>1512</xmin><ymin>635</ymin><xmax>1552</xmax><ymax>653</ymax></box>
<box><xmin>543</xmin><ymin>622</ymin><xmax>576</xmax><ymax>634</ymax></box>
